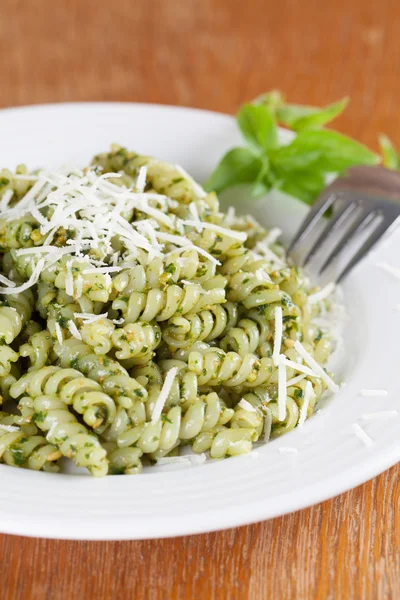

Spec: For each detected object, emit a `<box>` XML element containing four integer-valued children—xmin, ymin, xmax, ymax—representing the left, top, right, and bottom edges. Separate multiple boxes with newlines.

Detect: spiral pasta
<box><xmin>0</xmin><ymin>147</ymin><xmax>338</xmax><ymax>476</ymax></box>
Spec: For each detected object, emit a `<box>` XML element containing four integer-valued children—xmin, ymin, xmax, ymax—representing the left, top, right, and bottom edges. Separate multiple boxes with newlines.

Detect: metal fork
<box><xmin>289</xmin><ymin>166</ymin><xmax>400</xmax><ymax>282</ymax></box>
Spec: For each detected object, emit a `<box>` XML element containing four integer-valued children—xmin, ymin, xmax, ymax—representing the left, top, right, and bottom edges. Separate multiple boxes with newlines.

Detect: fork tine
<box><xmin>337</xmin><ymin>217</ymin><xmax>394</xmax><ymax>281</ymax></box>
<box><xmin>318</xmin><ymin>209</ymin><xmax>378</xmax><ymax>275</ymax></box>
<box><xmin>288</xmin><ymin>191</ymin><xmax>337</xmax><ymax>253</ymax></box>
<box><xmin>302</xmin><ymin>201</ymin><xmax>358</xmax><ymax>267</ymax></box>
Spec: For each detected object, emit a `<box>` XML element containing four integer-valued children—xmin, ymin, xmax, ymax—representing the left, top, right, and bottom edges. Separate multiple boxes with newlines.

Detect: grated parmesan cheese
<box><xmin>238</xmin><ymin>399</ymin><xmax>257</xmax><ymax>412</ymax></box>
<box><xmin>286</xmin><ymin>374</ymin><xmax>307</xmax><ymax>387</ymax></box>
<box><xmin>151</xmin><ymin>367</ymin><xmax>178</xmax><ymax>423</ymax></box>
<box><xmin>0</xmin><ymin>424</ymin><xmax>19</xmax><ymax>433</ymax></box>
<box><xmin>298</xmin><ymin>381</ymin><xmax>313</xmax><ymax>427</ymax></box>
<box><xmin>65</xmin><ymin>261</ymin><xmax>74</xmax><ymax>297</ymax></box>
<box><xmin>308</xmin><ymin>282</ymin><xmax>335</xmax><ymax>304</ymax></box>
<box><xmin>175</xmin><ymin>165</ymin><xmax>207</xmax><ymax>198</ymax></box>
<box><xmin>352</xmin><ymin>423</ymin><xmax>374</xmax><ymax>447</ymax></box>
<box><xmin>282</xmin><ymin>358</ymin><xmax>318</xmax><ymax>379</ymax></box>
<box><xmin>358</xmin><ymin>389</ymin><xmax>388</xmax><ymax>397</ymax></box>
<box><xmin>183</xmin><ymin>220</ymin><xmax>247</xmax><ymax>242</ymax></box>
<box><xmin>272</xmin><ymin>306</ymin><xmax>283</xmax><ymax>366</ymax></box>
<box><xmin>68</xmin><ymin>320</ymin><xmax>82</xmax><ymax>340</ymax></box>
<box><xmin>135</xmin><ymin>166</ymin><xmax>147</xmax><ymax>193</ymax></box>
<box><xmin>262</xmin><ymin>227</ymin><xmax>282</xmax><ymax>245</ymax></box>
<box><xmin>294</xmin><ymin>341</ymin><xmax>339</xmax><ymax>393</ymax></box>
<box><xmin>278</xmin><ymin>446</ymin><xmax>298</xmax><ymax>454</ymax></box>
<box><xmin>54</xmin><ymin>322</ymin><xmax>63</xmax><ymax>345</ymax></box>
<box><xmin>375</xmin><ymin>261</ymin><xmax>400</xmax><ymax>280</ymax></box>
<box><xmin>361</xmin><ymin>411</ymin><xmax>399</xmax><ymax>420</ymax></box>
<box><xmin>278</xmin><ymin>355</ymin><xmax>287</xmax><ymax>421</ymax></box>
<box><xmin>73</xmin><ymin>312</ymin><xmax>109</xmax><ymax>324</ymax></box>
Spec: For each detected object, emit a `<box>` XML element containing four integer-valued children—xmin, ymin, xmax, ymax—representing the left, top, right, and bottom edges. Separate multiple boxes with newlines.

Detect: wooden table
<box><xmin>1</xmin><ymin>0</ymin><xmax>399</xmax><ymax>598</ymax></box>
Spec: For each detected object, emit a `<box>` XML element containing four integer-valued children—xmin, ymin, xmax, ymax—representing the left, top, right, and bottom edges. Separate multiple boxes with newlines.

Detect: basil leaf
<box><xmin>253</xmin><ymin>90</ymin><xmax>283</xmax><ymax>113</ymax></box>
<box><xmin>278</xmin><ymin>170</ymin><xmax>326</xmax><ymax>205</ymax></box>
<box><xmin>204</xmin><ymin>147</ymin><xmax>263</xmax><ymax>194</ymax></box>
<box><xmin>237</xmin><ymin>104</ymin><xmax>278</xmax><ymax>151</ymax></box>
<box><xmin>251</xmin><ymin>159</ymin><xmax>272</xmax><ymax>197</ymax></box>
<box><xmin>277</xmin><ymin>98</ymin><xmax>349</xmax><ymax>131</ymax></box>
<box><xmin>274</xmin><ymin>130</ymin><xmax>379</xmax><ymax>173</ymax></box>
<box><xmin>379</xmin><ymin>134</ymin><xmax>400</xmax><ymax>169</ymax></box>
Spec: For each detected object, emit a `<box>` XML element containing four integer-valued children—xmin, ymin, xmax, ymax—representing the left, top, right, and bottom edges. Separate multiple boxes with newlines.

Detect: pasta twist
<box><xmin>23</xmin><ymin>394</ymin><xmax>108</xmax><ymax>476</ymax></box>
<box><xmin>104</xmin><ymin>442</ymin><xmax>143</xmax><ymax>475</ymax></box>
<box><xmin>177</xmin><ymin>344</ymin><xmax>275</xmax><ymax>388</ymax></box>
<box><xmin>55</xmin><ymin>339</ymin><xmax>148</xmax><ymax>408</ymax></box>
<box><xmin>10</xmin><ymin>366</ymin><xmax>117</xmax><ymax>431</ymax></box>
<box><xmin>0</xmin><ymin>147</ymin><xmax>338</xmax><ymax>476</ymax></box>
<box><xmin>113</xmin><ymin>280</ymin><xmax>225</xmax><ymax>324</ymax></box>
<box><xmin>0</xmin><ymin>215</ymin><xmax>43</xmax><ymax>251</ymax></box>
<box><xmin>19</xmin><ymin>330</ymin><xmax>53</xmax><ymax>371</ymax></box>
<box><xmin>0</xmin><ymin>290</ymin><xmax>33</xmax><ymax>344</ymax></box>
<box><xmin>161</xmin><ymin>248</ymin><xmax>217</xmax><ymax>285</ymax></box>
<box><xmin>112</xmin><ymin>322</ymin><xmax>161</xmax><ymax>364</ymax></box>
<box><xmin>92</xmin><ymin>146</ymin><xmax>208</xmax><ymax>204</ymax></box>
<box><xmin>192</xmin><ymin>425</ymin><xmax>258</xmax><ymax>458</ymax></box>
<box><xmin>0</xmin><ymin>412</ymin><xmax>61</xmax><ymax>472</ymax></box>
<box><xmin>41</xmin><ymin>256</ymin><xmax>112</xmax><ymax>303</ymax></box>
<box><xmin>162</xmin><ymin>302</ymin><xmax>238</xmax><ymax>349</ymax></box>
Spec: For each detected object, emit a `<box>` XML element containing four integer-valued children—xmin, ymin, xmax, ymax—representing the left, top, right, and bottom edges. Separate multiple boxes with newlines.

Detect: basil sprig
<box><xmin>205</xmin><ymin>91</ymin><xmax>380</xmax><ymax>205</ymax></box>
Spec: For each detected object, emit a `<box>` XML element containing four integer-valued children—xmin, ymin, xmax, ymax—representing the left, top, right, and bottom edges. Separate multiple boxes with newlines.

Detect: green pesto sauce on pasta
<box><xmin>0</xmin><ymin>146</ymin><xmax>336</xmax><ymax>476</ymax></box>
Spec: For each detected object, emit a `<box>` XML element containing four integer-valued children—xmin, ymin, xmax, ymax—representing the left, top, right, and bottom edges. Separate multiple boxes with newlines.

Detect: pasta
<box><xmin>0</xmin><ymin>145</ymin><xmax>338</xmax><ymax>476</ymax></box>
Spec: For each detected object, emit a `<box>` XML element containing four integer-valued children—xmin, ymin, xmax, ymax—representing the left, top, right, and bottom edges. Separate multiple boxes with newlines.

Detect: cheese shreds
<box><xmin>82</xmin><ymin>266</ymin><xmax>122</xmax><ymax>275</ymax></box>
<box><xmin>262</xmin><ymin>227</ymin><xmax>282</xmax><ymax>246</ymax></box>
<box><xmin>151</xmin><ymin>367</ymin><xmax>178</xmax><ymax>423</ymax></box>
<box><xmin>238</xmin><ymin>399</ymin><xmax>257</xmax><ymax>412</ymax></box>
<box><xmin>0</xmin><ymin>424</ymin><xmax>19</xmax><ymax>432</ymax></box>
<box><xmin>225</xmin><ymin>206</ymin><xmax>236</xmax><ymax>226</ymax></box>
<box><xmin>286</xmin><ymin>374</ymin><xmax>307</xmax><ymax>387</ymax></box>
<box><xmin>75</xmin><ymin>274</ymin><xmax>83</xmax><ymax>299</ymax></box>
<box><xmin>0</xmin><ymin>274</ymin><xmax>16</xmax><ymax>287</ymax></box>
<box><xmin>272</xmin><ymin>306</ymin><xmax>283</xmax><ymax>366</ymax></box>
<box><xmin>68</xmin><ymin>320</ymin><xmax>82</xmax><ymax>340</ymax></box>
<box><xmin>156</xmin><ymin>456</ymin><xmax>191</xmax><ymax>466</ymax></box>
<box><xmin>73</xmin><ymin>312</ymin><xmax>109</xmax><ymax>324</ymax></box>
<box><xmin>183</xmin><ymin>220</ymin><xmax>248</xmax><ymax>242</ymax></box>
<box><xmin>308</xmin><ymin>282</ymin><xmax>335</xmax><ymax>304</ymax></box>
<box><xmin>175</xmin><ymin>165</ymin><xmax>207</xmax><ymax>198</ymax></box>
<box><xmin>156</xmin><ymin>454</ymin><xmax>206</xmax><ymax>466</ymax></box>
<box><xmin>186</xmin><ymin>453</ymin><xmax>207</xmax><ymax>465</ymax></box>
<box><xmin>112</xmin><ymin>317</ymin><xmax>125</xmax><ymax>325</ymax></box>
<box><xmin>298</xmin><ymin>381</ymin><xmax>313</xmax><ymax>427</ymax></box>
<box><xmin>135</xmin><ymin>166</ymin><xmax>147</xmax><ymax>193</ymax></box>
<box><xmin>54</xmin><ymin>322</ymin><xmax>63</xmax><ymax>345</ymax></box>
<box><xmin>254</xmin><ymin>242</ymin><xmax>285</xmax><ymax>267</ymax></box>
<box><xmin>65</xmin><ymin>261</ymin><xmax>74</xmax><ymax>297</ymax></box>
<box><xmin>375</xmin><ymin>260</ymin><xmax>400</xmax><ymax>280</ymax></box>
<box><xmin>0</xmin><ymin>258</ymin><xmax>45</xmax><ymax>295</ymax></box>
<box><xmin>278</xmin><ymin>355</ymin><xmax>287</xmax><ymax>421</ymax></box>
<box><xmin>263</xmin><ymin>407</ymin><xmax>272</xmax><ymax>442</ymax></box>
<box><xmin>283</xmin><ymin>358</ymin><xmax>318</xmax><ymax>379</ymax></box>
<box><xmin>0</xmin><ymin>189</ymin><xmax>13</xmax><ymax>211</ymax></box>
<box><xmin>294</xmin><ymin>341</ymin><xmax>339</xmax><ymax>393</ymax></box>
<box><xmin>352</xmin><ymin>423</ymin><xmax>374</xmax><ymax>447</ymax></box>
<box><xmin>361</xmin><ymin>411</ymin><xmax>399</xmax><ymax>420</ymax></box>
<box><xmin>188</xmin><ymin>202</ymin><xmax>202</xmax><ymax>232</ymax></box>
<box><xmin>278</xmin><ymin>446</ymin><xmax>298</xmax><ymax>454</ymax></box>
<box><xmin>359</xmin><ymin>388</ymin><xmax>388</xmax><ymax>397</ymax></box>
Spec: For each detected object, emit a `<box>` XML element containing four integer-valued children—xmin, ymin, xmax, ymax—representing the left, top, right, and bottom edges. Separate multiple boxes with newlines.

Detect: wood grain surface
<box><xmin>1</xmin><ymin>0</ymin><xmax>399</xmax><ymax>598</ymax></box>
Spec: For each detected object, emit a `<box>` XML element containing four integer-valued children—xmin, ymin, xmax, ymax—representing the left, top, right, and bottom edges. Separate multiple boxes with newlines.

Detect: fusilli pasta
<box><xmin>0</xmin><ymin>147</ymin><xmax>338</xmax><ymax>476</ymax></box>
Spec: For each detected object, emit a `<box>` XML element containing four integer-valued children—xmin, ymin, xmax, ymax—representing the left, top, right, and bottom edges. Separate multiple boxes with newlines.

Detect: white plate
<box><xmin>0</xmin><ymin>103</ymin><xmax>399</xmax><ymax>540</ymax></box>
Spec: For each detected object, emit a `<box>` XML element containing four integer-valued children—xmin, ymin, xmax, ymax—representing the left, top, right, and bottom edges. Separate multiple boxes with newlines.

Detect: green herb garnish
<box><xmin>205</xmin><ymin>91</ymin><xmax>379</xmax><ymax>205</ymax></box>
